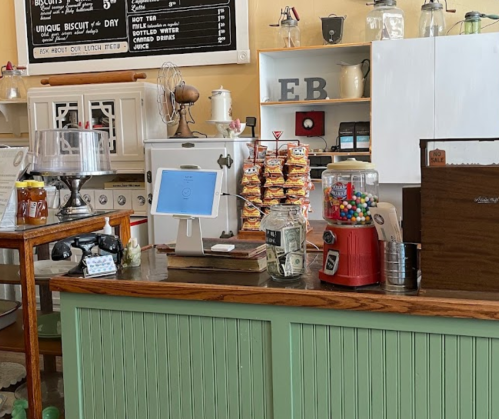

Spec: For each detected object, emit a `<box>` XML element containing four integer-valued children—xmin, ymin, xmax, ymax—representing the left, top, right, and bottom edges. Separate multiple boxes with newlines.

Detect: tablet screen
<box><xmin>152</xmin><ymin>169</ymin><xmax>222</xmax><ymax>218</ymax></box>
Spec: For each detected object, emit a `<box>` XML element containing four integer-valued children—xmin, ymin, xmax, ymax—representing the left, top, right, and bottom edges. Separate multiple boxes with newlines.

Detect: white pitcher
<box><xmin>339</xmin><ymin>59</ymin><xmax>370</xmax><ymax>99</ymax></box>
<box><xmin>208</xmin><ymin>86</ymin><xmax>232</xmax><ymax>122</ymax></box>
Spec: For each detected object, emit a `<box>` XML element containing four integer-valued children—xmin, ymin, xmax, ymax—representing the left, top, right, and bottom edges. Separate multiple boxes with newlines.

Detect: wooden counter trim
<box><xmin>50</xmin><ymin>278</ymin><xmax>499</xmax><ymax>321</ymax></box>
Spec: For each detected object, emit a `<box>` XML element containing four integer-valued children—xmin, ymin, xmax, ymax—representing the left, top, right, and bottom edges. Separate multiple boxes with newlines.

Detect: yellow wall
<box><xmin>1</xmin><ymin>0</ymin><xmax>499</xmax><ymax>136</ymax></box>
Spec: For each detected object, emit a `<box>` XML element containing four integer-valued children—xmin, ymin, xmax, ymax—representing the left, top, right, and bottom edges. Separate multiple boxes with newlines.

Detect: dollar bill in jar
<box><xmin>260</xmin><ymin>204</ymin><xmax>306</xmax><ymax>281</ymax></box>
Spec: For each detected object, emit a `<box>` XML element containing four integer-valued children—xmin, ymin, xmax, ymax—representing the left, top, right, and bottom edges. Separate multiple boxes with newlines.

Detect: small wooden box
<box><xmin>421</xmin><ymin>138</ymin><xmax>499</xmax><ymax>292</ymax></box>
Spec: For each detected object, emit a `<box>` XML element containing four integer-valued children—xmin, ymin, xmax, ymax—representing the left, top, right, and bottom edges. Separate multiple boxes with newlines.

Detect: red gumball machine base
<box><xmin>319</xmin><ymin>224</ymin><xmax>380</xmax><ymax>287</ymax></box>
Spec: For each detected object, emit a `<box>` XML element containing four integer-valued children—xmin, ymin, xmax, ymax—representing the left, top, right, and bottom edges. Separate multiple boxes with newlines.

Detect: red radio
<box><xmin>295</xmin><ymin>111</ymin><xmax>325</xmax><ymax>137</ymax></box>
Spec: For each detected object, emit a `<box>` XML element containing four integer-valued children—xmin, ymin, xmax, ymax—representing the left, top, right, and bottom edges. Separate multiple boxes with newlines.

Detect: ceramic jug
<box><xmin>208</xmin><ymin>86</ymin><xmax>232</xmax><ymax>122</ymax></box>
<box><xmin>339</xmin><ymin>59</ymin><xmax>370</xmax><ymax>99</ymax></box>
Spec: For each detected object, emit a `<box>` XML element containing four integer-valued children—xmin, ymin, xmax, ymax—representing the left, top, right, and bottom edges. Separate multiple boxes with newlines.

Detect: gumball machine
<box><xmin>319</xmin><ymin>159</ymin><xmax>380</xmax><ymax>286</ymax></box>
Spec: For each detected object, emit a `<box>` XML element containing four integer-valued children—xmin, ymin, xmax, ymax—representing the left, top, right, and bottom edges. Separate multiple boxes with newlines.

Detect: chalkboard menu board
<box><xmin>14</xmin><ymin>0</ymin><xmax>250</xmax><ymax>75</ymax></box>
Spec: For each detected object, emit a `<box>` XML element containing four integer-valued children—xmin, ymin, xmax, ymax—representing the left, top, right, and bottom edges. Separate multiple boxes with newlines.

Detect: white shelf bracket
<box><xmin>0</xmin><ymin>102</ymin><xmax>26</xmax><ymax>137</ymax></box>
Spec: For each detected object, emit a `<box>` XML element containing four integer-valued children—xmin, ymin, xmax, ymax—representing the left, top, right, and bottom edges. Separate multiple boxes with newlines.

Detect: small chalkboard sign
<box><xmin>265</xmin><ymin>230</ymin><xmax>282</xmax><ymax>247</ymax></box>
<box><xmin>14</xmin><ymin>0</ymin><xmax>250</xmax><ymax>75</ymax></box>
<box><xmin>429</xmin><ymin>149</ymin><xmax>446</xmax><ymax>167</ymax></box>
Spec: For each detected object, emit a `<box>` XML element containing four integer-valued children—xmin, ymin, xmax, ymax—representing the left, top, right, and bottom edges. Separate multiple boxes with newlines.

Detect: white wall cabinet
<box><xmin>434</xmin><ymin>33</ymin><xmax>499</xmax><ymax>139</ymax></box>
<box><xmin>28</xmin><ymin>82</ymin><xmax>164</xmax><ymax>173</ymax></box>
<box><xmin>372</xmin><ymin>33</ymin><xmax>499</xmax><ymax>184</ymax></box>
<box><xmin>371</xmin><ymin>38</ymin><xmax>435</xmax><ymax>184</ymax></box>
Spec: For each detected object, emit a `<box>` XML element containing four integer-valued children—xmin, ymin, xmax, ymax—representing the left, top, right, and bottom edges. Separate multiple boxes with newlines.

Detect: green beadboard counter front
<box><xmin>52</xmin><ymin>248</ymin><xmax>499</xmax><ymax>321</ymax></box>
<box><xmin>50</xmin><ymin>249</ymin><xmax>499</xmax><ymax>419</ymax></box>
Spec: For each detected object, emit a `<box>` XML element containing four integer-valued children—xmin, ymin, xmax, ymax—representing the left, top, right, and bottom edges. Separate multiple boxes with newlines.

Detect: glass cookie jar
<box><xmin>260</xmin><ymin>204</ymin><xmax>306</xmax><ymax>282</ymax></box>
<box><xmin>322</xmin><ymin>159</ymin><xmax>379</xmax><ymax>226</ymax></box>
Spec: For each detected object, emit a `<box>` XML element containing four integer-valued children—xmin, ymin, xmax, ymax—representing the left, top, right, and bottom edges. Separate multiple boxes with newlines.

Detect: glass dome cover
<box><xmin>32</xmin><ymin>129</ymin><xmax>114</xmax><ymax>176</ymax></box>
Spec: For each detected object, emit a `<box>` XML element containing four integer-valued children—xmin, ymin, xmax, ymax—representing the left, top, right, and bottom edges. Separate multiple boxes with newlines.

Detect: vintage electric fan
<box><xmin>157</xmin><ymin>62</ymin><xmax>200</xmax><ymax>138</ymax></box>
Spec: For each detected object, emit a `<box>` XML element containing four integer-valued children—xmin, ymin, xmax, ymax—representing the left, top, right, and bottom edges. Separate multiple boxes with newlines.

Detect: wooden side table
<box><xmin>0</xmin><ymin>209</ymin><xmax>132</xmax><ymax>419</ymax></box>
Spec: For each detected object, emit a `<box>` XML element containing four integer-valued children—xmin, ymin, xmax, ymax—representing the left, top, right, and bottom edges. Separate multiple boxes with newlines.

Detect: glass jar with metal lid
<box><xmin>274</xmin><ymin>6</ymin><xmax>301</xmax><ymax>48</ymax></box>
<box><xmin>0</xmin><ymin>62</ymin><xmax>27</xmax><ymax>101</ymax></box>
<box><xmin>420</xmin><ymin>0</ymin><xmax>446</xmax><ymax>37</ymax></box>
<box><xmin>463</xmin><ymin>12</ymin><xmax>499</xmax><ymax>35</ymax></box>
<box><xmin>260</xmin><ymin>204</ymin><xmax>306</xmax><ymax>281</ymax></box>
<box><xmin>322</xmin><ymin>158</ymin><xmax>379</xmax><ymax>226</ymax></box>
<box><xmin>365</xmin><ymin>0</ymin><xmax>405</xmax><ymax>42</ymax></box>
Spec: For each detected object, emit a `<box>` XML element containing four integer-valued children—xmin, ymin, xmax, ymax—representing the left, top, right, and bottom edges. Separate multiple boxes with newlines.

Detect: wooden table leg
<box><xmin>39</xmin><ymin>284</ymin><xmax>57</xmax><ymax>373</ymax></box>
<box><xmin>19</xmin><ymin>242</ymin><xmax>43</xmax><ymax>419</ymax></box>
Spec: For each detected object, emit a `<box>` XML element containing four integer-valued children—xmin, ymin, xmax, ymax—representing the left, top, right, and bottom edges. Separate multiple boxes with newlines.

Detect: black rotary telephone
<box><xmin>52</xmin><ymin>233</ymin><xmax>124</xmax><ymax>276</ymax></box>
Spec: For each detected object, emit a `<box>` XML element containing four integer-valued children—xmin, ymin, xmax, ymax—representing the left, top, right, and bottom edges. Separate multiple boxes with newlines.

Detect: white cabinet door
<box><xmin>149</xmin><ymin>146</ymin><xmax>231</xmax><ymax>245</ymax></box>
<box><xmin>372</xmin><ymin>38</ymin><xmax>435</xmax><ymax>184</ymax></box>
<box><xmin>435</xmin><ymin>33</ymin><xmax>499</xmax><ymax>139</ymax></box>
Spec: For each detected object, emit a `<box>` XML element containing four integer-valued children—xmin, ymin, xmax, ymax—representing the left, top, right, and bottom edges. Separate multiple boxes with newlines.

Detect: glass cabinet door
<box><xmin>88</xmin><ymin>99</ymin><xmax>117</xmax><ymax>155</ymax></box>
<box><xmin>85</xmin><ymin>92</ymin><xmax>144</xmax><ymax>164</ymax></box>
<box><xmin>54</xmin><ymin>101</ymin><xmax>81</xmax><ymax>129</ymax></box>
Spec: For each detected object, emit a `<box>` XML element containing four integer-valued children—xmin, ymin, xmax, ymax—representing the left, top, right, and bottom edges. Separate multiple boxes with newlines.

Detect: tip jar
<box><xmin>260</xmin><ymin>204</ymin><xmax>306</xmax><ymax>282</ymax></box>
<box><xmin>322</xmin><ymin>159</ymin><xmax>379</xmax><ymax>226</ymax></box>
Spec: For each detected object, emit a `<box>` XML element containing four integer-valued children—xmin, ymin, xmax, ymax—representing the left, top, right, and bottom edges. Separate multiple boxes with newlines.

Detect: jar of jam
<box><xmin>27</xmin><ymin>181</ymin><xmax>48</xmax><ymax>225</ymax></box>
<box><xmin>15</xmin><ymin>181</ymin><xmax>29</xmax><ymax>225</ymax></box>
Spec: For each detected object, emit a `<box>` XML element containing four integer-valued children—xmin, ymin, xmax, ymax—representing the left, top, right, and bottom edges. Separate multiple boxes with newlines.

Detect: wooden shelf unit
<box><xmin>258</xmin><ymin>42</ymin><xmax>371</xmax><ymax>55</ymax></box>
<box><xmin>309</xmin><ymin>151</ymin><xmax>370</xmax><ymax>157</ymax></box>
<box><xmin>0</xmin><ymin>264</ymin><xmax>52</xmax><ymax>285</ymax></box>
<box><xmin>258</xmin><ymin>43</ymin><xmax>372</xmax><ymax>156</ymax></box>
<box><xmin>0</xmin><ymin>310</ymin><xmax>62</xmax><ymax>356</ymax></box>
<box><xmin>261</xmin><ymin>98</ymin><xmax>370</xmax><ymax>107</ymax></box>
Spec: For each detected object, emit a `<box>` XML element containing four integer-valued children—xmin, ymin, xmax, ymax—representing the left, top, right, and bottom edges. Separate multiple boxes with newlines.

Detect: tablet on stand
<box><xmin>150</xmin><ymin>166</ymin><xmax>224</xmax><ymax>256</ymax></box>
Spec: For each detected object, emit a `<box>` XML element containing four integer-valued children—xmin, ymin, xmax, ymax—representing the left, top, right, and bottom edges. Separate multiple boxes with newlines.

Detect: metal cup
<box><xmin>380</xmin><ymin>242</ymin><xmax>419</xmax><ymax>293</ymax></box>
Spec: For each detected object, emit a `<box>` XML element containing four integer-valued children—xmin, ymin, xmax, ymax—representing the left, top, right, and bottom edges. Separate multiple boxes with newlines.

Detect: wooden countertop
<box><xmin>50</xmin><ymin>247</ymin><xmax>499</xmax><ymax>322</ymax></box>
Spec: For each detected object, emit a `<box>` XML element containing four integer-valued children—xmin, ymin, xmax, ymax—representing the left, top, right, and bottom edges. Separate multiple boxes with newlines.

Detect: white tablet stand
<box><xmin>174</xmin><ymin>216</ymin><xmax>204</xmax><ymax>256</ymax></box>
<box><xmin>150</xmin><ymin>165</ymin><xmax>223</xmax><ymax>257</ymax></box>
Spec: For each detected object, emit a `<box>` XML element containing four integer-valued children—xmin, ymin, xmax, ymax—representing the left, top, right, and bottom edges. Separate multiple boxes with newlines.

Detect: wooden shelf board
<box><xmin>261</xmin><ymin>98</ymin><xmax>371</xmax><ymax>107</ymax></box>
<box><xmin>0</xmin><ymin>100</ymin><xmax>27</xmax><ymax>105</ymax></box>
<box><xmin>0</xmin><ymin>310</ymin><xmax>62</xmax><ymax>356</ymax></box>
<box><xmin>0</xmin><ymin>264</ymin><xmax>51</xmax><ymax>286</ymax></box>
<box><xmin>309</xmin><ymin>152</ymin><xmax>371</xmax><ymax>157</ymax></box>
<box><xmin>258</xmin><ymin>42</ymin><xmax>371</xmax><ymax>54</ymax></box>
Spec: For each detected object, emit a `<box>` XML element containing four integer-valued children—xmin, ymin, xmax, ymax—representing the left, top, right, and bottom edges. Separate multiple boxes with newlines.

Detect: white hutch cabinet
<box><xmin>372</xmin><ymin>33</ymin><xmax>499</xmax><ymax>184</ymax></box>
<box><xmin>27</xmin><ymin>82</ymin><xmax>164</xmax><ymax>173</ymax></box>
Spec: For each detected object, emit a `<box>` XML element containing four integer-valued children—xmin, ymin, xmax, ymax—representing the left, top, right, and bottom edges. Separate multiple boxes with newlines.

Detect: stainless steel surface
<box><xmin>57</xmin><ymin>175</ymin><xmax>93</xmax><ymax>216</ymax></box>
<box><xmin>0</xmin><ymin>250</ymin><xmax>16</xmax><ymax>301</ymax></box>
<box><xmin>380</xmin><ymin>241</ymin><xmax>418</xmax><ymax>293</ymax></box>
<box><xmin>0</xmin><ymin>299</ymin><xmax>21</xmax><ymax>330</ymax></box>
<box><xmin>32</xmin><ymin>170</ymin><xmax>115</xmax><ymax>177</ymax></box>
